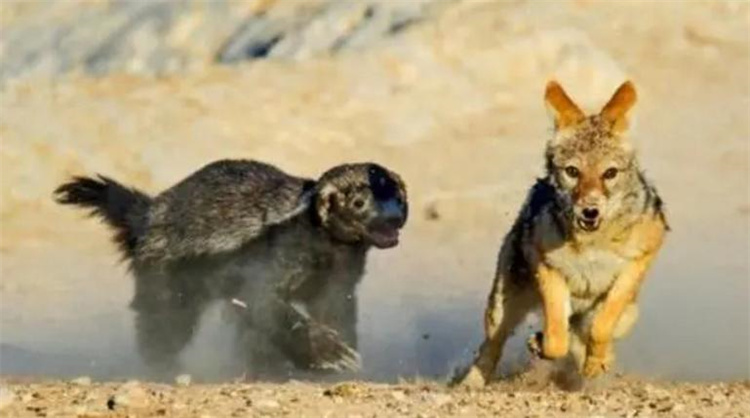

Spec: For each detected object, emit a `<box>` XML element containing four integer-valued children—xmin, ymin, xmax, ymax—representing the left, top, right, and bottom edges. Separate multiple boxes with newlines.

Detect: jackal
<box><xmin>455</xmin><ymin>80</ymin><xmax>668</xmax><ymax>387</ymax></box>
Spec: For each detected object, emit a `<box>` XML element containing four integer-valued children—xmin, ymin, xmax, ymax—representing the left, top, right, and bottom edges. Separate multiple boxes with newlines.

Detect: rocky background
<box><xmin>0</xmin><ymin>0</ymin><xmax>449</xmax><ymax>82</ymax></box>
<box><xmin>1</xmin><ymin>0</ymin><xmax>748</xmax><ymax>392</ymax></box>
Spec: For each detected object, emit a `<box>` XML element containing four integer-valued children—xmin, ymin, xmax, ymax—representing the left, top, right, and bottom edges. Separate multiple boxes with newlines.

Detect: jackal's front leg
<box><xmin>536</xmin><ymin>263</ymin><xmax>571</xmax><ymax>359</ymax></box>
<box><xmin>584</xmin><ymin>252</ymin><xmax>656</xmax><ymax>377</ymax></box>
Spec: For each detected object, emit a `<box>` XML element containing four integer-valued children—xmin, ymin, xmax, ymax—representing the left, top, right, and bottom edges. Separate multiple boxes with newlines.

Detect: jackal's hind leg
<box><xmin>452</xmin><ymin>285</ymin><xmax>536</xmax><ymax>387</ymax></box>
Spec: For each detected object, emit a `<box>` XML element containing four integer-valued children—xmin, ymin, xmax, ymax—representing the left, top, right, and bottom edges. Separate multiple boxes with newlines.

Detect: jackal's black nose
<box><xmin>582</xmin><ymin>207</ymin><xmax>600</xmax><ymax>220</ymax></box>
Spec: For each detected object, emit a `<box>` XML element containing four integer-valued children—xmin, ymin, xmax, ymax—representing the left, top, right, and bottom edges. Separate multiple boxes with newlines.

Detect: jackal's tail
<box><xmin>54</xmin><ymin>175</ymin><xmax>152</xmax><ymax>259</ymax></box>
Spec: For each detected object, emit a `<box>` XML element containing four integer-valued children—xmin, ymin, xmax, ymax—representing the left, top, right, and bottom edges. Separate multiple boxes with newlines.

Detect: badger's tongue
<box><xmin>368</xmin><ymin>226</ymin><xmax>400</xmax><ymax>248</ymax></box>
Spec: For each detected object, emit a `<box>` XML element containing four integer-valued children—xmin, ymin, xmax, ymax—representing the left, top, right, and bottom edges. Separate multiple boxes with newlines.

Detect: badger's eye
<box><xmin>564</xmin><ymin>166</ymin><xmax>580</xmax><ymax>178</ymax></box>
<box><xmin>352</xmin><ymin>198</ymin><xmax>365</xmax><ymax>209</ymax></box>
<box><xmin>602</xmin><ymin>167</ymin><xmax>618</xmax><ymax>180</ymax></box>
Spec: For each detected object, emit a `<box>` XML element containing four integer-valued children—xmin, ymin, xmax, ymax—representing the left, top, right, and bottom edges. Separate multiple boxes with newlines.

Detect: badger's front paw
<box><xmin>305</xmin><ymin>322</ymin><xmax>361</xmax><ymax>372</ymax></box>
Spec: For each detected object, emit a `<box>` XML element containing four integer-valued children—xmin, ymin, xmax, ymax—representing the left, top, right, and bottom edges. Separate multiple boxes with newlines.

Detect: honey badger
<box><xmin>54</xmin><ymin>160</ymin><xmax>408</xmax><ymax>380</ymax></box>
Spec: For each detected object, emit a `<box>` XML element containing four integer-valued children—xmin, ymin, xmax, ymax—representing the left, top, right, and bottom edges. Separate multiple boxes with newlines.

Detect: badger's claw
<box><xmin>306</xmin><ymin>322</ymin><xmax>361</xmax><ymax>372</ymax></box>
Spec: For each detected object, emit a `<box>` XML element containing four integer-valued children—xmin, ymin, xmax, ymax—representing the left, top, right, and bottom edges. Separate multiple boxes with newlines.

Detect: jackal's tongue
<box><xmin>576</xmin><ymin>218</ymin><xmax>599</xmax><ymax>232</ymax></box>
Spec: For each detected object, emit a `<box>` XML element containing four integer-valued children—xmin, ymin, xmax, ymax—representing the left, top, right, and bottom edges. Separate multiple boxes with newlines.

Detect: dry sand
<box><xmin>1</xmin><ymin>0</ymin><xmax>748</xmax><ymax>416</ymax></box>
<box><xmin>1</xmin><ymin>377</ymin><xmax>749</xmax><ymax>418</ymax></box>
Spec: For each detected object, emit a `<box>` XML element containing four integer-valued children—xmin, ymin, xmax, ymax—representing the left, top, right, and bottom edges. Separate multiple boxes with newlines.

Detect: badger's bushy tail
<box><xmin>54</xmin><ymin>175</ymin><xmax>152</xmax><ymax>259</ymax></box>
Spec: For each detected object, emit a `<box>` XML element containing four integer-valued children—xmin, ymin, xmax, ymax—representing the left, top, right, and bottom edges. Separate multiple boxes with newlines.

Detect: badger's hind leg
<box><xmin>130</xmin><ymin>272</ymin><xmax>208</xmax><ymax>381</ymax></box>
<box><xmin>234</xmin><ymin>325</ymin><xmax>292</xmax><ymax>381</ymax></box>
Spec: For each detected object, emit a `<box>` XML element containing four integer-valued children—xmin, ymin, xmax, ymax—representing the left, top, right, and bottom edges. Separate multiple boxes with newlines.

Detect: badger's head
<box><xmin>314</xmin><ymin>163</ymin><xmax>408</xmax><ymax>248</ymax></box>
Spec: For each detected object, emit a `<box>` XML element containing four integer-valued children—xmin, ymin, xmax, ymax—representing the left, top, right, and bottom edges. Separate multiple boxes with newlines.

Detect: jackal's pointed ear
<box><xmin>545</xmin><ymin>80</ymin><xmax>585</xmax><ymax>130</ymax></box>
<box><xmin>600</xmin><ymin>81</ymin><xmax>637</xmax><ymax>133</ymax></box>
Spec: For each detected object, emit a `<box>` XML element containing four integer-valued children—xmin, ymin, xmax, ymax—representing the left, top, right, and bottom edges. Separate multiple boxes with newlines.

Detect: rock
<box><xmin>427</xmin><ymin>393</ymin><xmax>452</xmax><ymax>407</ymax></box>
<box><xmin>111</xmin><ymin>381</ymin><xmax>150</xmax><ymax>409</ymax></box>
<box><xmin>175</xmin><ymin>374</ymin><xmax>192</xmax><ymax>387</ymax></box>
<box><xmin>390</xmin><ymin>390</ymin><xmax>407</xmax><ymax>402</ymax></box>
<box><xmin>231</xmin><ymin>408</ymin><xmax>248</xmax><ymax>417</ymax></box>
<box><xmin>255</xmin><ymin>399</ymin><xmax>280</xmax><ymax>410</ymax></box>
<box><xmin>267</xmin><ymin>2</ymin><xmax>373</xmax><ymax>60</ymax></box>
<box><xmin>217</xmin><ymin>16</ymin><xmax>298</xmax><ymax>63</ymax></box>
<box><xmin>0</xmin><ymin>0</ymin><xmax>447</xmax><ymax>83</ymax></box>
<box><xmin>649</xmin><ymin>396</ymin><xmax>685</xmax><ymax>413</ymax></box>
<box><xmin>0</xmin><ymin>386</ymin><xmax>15</xmax><ymax>411</ymax></box>
<box><xmin>423</xmin><ymin>202</ymin><xmax>440</xmax><ymax>221</ymax></box>
<box><xmin>71</xmin><ymin>376</ymin><xmax>92</xmax><ymax>386</ymax></box>
<box><xmin>323</xmin><ymin>382</ymin><xmax>362</xmax><ymax>398</ymax></box>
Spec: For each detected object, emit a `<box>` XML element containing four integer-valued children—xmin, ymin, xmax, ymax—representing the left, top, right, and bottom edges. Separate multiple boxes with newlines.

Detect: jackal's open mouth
<box><xmin>576</xmin><ymin>217</ymin><xmax>600</xmax><ymax>232</ymax></box>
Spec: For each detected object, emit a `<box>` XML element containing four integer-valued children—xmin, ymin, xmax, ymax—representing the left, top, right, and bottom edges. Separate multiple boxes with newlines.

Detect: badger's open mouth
<box><xmin>365</xmin><ymin>223</ymin><xmax>401</xmax><ymax>248</ymax></box>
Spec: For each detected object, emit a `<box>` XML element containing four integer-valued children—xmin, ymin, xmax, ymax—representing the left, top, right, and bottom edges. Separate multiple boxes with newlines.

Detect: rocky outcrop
<box><xmin>0</xmin><ymin>0</ymin><xmax>450</xmax><ymax>82</ymax></box>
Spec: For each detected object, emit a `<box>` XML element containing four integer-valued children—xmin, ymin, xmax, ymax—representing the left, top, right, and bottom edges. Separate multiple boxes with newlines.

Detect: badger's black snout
<box><xmin>377</xmin><ymin>197</ymin><xmax>407</xmax><ymax>228</ymax></box>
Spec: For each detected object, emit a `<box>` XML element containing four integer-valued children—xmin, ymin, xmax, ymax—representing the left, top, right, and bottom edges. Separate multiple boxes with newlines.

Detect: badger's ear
<box><xmin>545</xmin><ymin>80</ymin><xmax>585</xmax><ymax>130</ymax></box>
<box><xmin>314</xmin><ymin>183</ymin><xmax>341</xmax><ymax>227</ymax></box>
<box><xmin>600</xmin><ymin>80</ymin><xmax>637</xmax><ymax>133</ymax></box>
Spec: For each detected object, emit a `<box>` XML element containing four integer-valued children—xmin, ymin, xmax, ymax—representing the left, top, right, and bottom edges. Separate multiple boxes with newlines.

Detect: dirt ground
<box><xmin>1</xmin><ymin>0</ymin><xmax>749</xmax><ymax>417</ymax></box>
<box><xmin>1</xmin><ymin>376</ymin><xmax>749</xmax><ymax>418</ymax></box>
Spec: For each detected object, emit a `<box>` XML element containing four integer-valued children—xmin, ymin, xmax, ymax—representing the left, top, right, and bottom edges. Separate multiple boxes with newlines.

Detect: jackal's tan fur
<box><xmin>455</xmin><ymin>80</ymin><xmax>668</xmax><ymax>387</ymax></box>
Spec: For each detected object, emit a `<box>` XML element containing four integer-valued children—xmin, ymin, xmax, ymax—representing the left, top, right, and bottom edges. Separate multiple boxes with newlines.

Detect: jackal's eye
<box><xmin>602</xmin><ymin>167</ymin><xmax>618</xmax><ymax>180</ymax></box>
<box><xmin>564</xmin><ymin>166</ymin><xmax>580</xmax><ymax>178</ymax></box>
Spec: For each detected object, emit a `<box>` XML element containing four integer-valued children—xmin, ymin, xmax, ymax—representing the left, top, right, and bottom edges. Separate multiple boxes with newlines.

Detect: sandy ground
<box><xmin>1</xmin><ymin>0</ymin><xmax>749</xmax><ymax>416</ymax></box>
<box><xmin>1</xmin><ymin>376</ymin><xmax>749</xmax><ymax>418</ymax></box>
<box><xmin>0</xmin><ymin>379</ymin><xmax>750</xmax><ymax>418</ymax></box>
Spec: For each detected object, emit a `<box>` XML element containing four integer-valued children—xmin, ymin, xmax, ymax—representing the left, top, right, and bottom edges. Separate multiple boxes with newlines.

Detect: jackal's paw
<box><xmin>527</xmin><ymin>332</ymin><xmax>544</xmax><ymax>358</ymax></box>
<box><xmin>582</xmin><ymin>354</ymin><xmax>613</xmax><ymax>378</ymax></box>
<box><xmin>527</xmin><ymin>331</ymin><xmax>568</xmax><ymax>359</ymax></box>
<box><xmin>451</xmin><ymin>366</ymin><xmax>487</xmax><ymax>389</ymax></box>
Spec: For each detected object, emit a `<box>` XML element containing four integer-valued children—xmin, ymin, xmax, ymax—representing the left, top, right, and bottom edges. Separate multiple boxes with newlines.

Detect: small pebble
<box><xmin>112</xmin><ymin>381</ymin><xmax>150</xmax><ymax>409</ymax></box>
<box><xmin>428</xmin><ymin>393</ymin><xmax>452</xmax><ymax>407</ymax></box>
<box><xmin>71</xmin><ymin>376</ymin><xmax>92</xmax><ymax>386</ymax></box>
<box><xmin>175</xmin><ymin>374</ymin><xmax>192</xmax><ymax>387</ymax></box>
<box><xmin>256</xmin><ymin>399</ymin><xmax>280</xmax><ymax>410</ymax></box>
<box><xmin>391</xmin><ymin>390</ymin><xmax>407</xmax><ymax>402</ymax></box>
